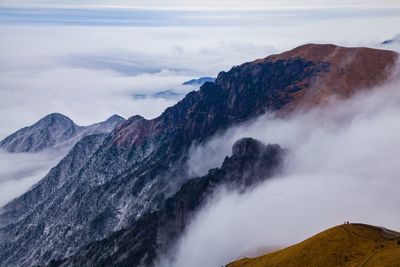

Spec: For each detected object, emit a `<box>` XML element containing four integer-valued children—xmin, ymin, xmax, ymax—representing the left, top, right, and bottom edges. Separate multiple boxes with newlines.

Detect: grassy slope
<box><xmin>227</xmin><ymin>224</ymin><xmax>400</xmax><ymax>267</ymax></box>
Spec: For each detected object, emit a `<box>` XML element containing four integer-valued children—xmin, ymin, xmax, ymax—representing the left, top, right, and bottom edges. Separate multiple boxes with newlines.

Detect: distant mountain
<box><xmin>227</xmin><ymin>223</ymin><xmax>400</xmax><ymax>267</ymax></box>
<box><xmin>132</xmin><ymin>90</ymin><xmax>184</xmax><ymax>100</ymax></box>
<box><xmin>382</xmin><ymin>33</ymin><xmax>400</xmax><ymax>45</ymax></box>
<box><xmin>152</xmin><ymin>90</ymin><xmax>184</xmax><ymax>99</ymax></box>
<box><xmin>182</xmin><ymin>76</ymin><xmax>216</xmax><ymax>86</ymax></box>
<box><xmin>0</xmin><ymin>44</ymin><xmax>397</xmax><ymax>267</ymax></box>
<box><xmin>0</xmin><ymin>113</ymin><xmax>125</xmax><ymax>153</ymax></box>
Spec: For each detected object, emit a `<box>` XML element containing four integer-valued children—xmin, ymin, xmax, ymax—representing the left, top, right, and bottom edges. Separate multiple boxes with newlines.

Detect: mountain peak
<box><xmin>0</xmin><ymin>113</ymin><xmax>124</xmax><ymax>153</ymax></box>
<box><xmin>232</xmin><ymin>137</ymin><xmax>265</xmax><ymax>157</ymax></box>
<box><xmin>261</xmin><ymin>43</ymin><xmax>397</xmax><ymax>63</ymax></box>
<box><xmin>37</xmin><ymin>113</ymin><xmax>74</xmax><ymax>126</ymax></box>
<box><xmin>382</xmin><ymin>33</ymin><xmax>400</xmax><ymax>45</ymax></box>
<box><xmin>105</xmin><ymin>114</ymin><xmax>125</xmax><ymax>123</ymax></box>
<box><xmin>183</xmin><ymin>76</ymin><xmax>216</xmax><ymax>86</ymax></box>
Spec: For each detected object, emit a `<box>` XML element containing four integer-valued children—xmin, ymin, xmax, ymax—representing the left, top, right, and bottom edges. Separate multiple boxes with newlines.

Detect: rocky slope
<box><xmin>227</xmin><ymin>224</ymin><xmax>400</xmax><ymax>267</ymax></box>
<box><xmin>53</xmin><ymin>138</ymin><xmax>285</xmax><ymax>267</ymax></box>
<box><xmin>0</xmin><ymin>44</ymin><xmax>397</xmax><ymax>267</ymax></box>
<box><xmin>0</xmin><ymin>113</ymin><xmax>125</xmax><ymax>153</ymax></box>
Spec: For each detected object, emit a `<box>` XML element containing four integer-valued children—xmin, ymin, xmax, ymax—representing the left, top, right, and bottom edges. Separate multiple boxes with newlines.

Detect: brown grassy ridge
<box><xmin>227</xmin><ymin>223</ymin><xmax>400</xmax><ymax>267</ymax></box>
<box><xmin>254</xmin><ymin>44</ymin><xmax>399</xmax><ymax>113</ymax></box>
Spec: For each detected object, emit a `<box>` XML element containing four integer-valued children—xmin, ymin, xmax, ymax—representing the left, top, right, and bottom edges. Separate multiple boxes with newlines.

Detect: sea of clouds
<box><xmin>0</xmin><ymin>5</ymin><xmax>400</xmax><ymax>258</ymax></box>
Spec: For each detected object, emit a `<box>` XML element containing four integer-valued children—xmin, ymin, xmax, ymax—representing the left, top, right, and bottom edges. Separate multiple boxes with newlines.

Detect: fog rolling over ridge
<box><xmin>167</xmin><ymin>64</ymin><xmax>400</xmax><ymax>267</ymax></box>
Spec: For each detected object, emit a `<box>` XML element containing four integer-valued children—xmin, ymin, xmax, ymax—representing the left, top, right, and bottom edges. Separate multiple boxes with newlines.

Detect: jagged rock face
<box><xmin>0</xmin><ymin>113</ymin><xmax>125</xmax><ymax>153</ymax></box>
<box><xmin>55</xmin><ymin>138</ymin><xmax>285</xmax><ymax>267</ymax></box>
<box><xmin>0</xmin><ymin>44</ymin><xmax>397</xmax><ymax>267</ymax></box>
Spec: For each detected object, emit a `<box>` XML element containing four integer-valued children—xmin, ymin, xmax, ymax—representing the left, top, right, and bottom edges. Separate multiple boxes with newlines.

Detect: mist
<box><xmin>0</xmin><ymin>150</ymin><xmax>65</xmax><ymax>207</ymax></box>
<box><xmin>165</xmin><ymin>66</ymin><xmax>400</xmax><ymax>267</ymax></box>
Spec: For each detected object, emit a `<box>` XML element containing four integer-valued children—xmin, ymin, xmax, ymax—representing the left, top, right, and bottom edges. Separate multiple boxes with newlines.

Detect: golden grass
<box><xmin>227</xmin><ymin>224</ymin><xmax>400</xmax><ymax>267</ymax></box>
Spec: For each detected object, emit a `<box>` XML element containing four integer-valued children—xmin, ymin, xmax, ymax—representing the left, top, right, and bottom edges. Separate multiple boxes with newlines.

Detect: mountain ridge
<box><xmin>0</xmin><ymin>113</ymin><xmax>125</xmax><ymax>153</ymax></box>
<box><xmin>227</xmin><ymin>223</ymin><xmax>400</xmax><ymax>267</ymax></box>
<box><xmin>253</xmin><ymin>43</ymin><xmax>398</xmax><ymax>111</ymax></box>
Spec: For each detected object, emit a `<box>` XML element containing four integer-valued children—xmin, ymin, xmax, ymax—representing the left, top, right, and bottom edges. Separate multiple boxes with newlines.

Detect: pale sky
<box><xmin>1</xmin><ymin>0</ymin><xmax>400</xmax><ymax>9</ymax></box>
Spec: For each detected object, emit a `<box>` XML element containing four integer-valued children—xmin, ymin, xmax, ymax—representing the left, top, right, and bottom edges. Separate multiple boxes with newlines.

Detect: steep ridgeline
<box><xmin>0</xmin><ymin>44</ymin><xmax>397</xmax><ymax>267</ymax></box>
<box><xmin>0</xmin><ymin>113</ymin><xmax>125</xmax><ymax>153</ymax></box>
<box><xmin>53</xmin><ymin>138</ymin><xmax>285</xmax><ymax>267</ymax></box>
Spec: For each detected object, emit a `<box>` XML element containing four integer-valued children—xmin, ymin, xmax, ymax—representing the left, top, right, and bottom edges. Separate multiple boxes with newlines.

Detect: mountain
<box><xmin>132</xmin><ymin>90</ymin><xmax>184</xmax><ymax>100</ymax></box>
<box><xmin>0</xmin><ymin>44</ymin><xmax>397</xmax><ymax>267</ymax></box>
<box><xmin>382</xmin><ymin>33</ymin><xmax>400</xmax><ymax>45</ymax></box>
<box><xmin>182</xmin><ymin>76</ymin><xmax>216</xmax><ymax>86</ymax></box>
<box><xmin>53</xmin><ymin>138</ymin><xmax>285</xmax><ymax>267</ymax></box>
<box><xmin>227</xmin><ymin>223</ymin><xmax>400</xmax><ymax>267</ymax></box>
<box><xmin>255</xmin><ymin>44</ymin><xmax>397</xmax><ymax>111</ymax></box>
<box><xmin>0</xmin><ymin>113</ymin><xmax>125</xmax><ymax>153</ymax></box>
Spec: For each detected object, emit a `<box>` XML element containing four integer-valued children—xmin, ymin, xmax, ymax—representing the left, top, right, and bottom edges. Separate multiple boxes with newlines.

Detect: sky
<box><xmin>1</xmin><ymin>0</ymin><xmax>400</xmax><ymax>9</ymax></box>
